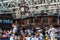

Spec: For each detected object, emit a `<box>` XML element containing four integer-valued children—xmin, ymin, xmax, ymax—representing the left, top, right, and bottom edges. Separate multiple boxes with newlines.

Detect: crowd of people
<box><xmin>0</xmin><ymin>22</ymin><xmax>60</xmax><ymax>40</ymax></box>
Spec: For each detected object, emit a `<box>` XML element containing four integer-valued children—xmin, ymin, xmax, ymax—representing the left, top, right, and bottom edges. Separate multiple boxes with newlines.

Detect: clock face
<box><xmin>21</xmin><ymin>7</ymin><xmax>24</xmax><ymax>12</ymax></box>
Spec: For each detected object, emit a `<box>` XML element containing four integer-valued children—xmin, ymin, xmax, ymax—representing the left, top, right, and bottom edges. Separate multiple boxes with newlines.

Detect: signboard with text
<box><xmin>0</xmin><ymin>19</ymin><xmax>13</xmax><ymax>24</ymax></box>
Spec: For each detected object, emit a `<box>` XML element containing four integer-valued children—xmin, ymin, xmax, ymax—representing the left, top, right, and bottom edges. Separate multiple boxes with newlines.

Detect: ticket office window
<box><xmin>42</xmin><ymin>17</ymin><xmax>48</xmax><ymax>24</ymax></box>
<box><xmin>35</xmin><ymin>18</ymin><xmax>39</xmax><ymax>23</ymax></box>
<box><xmin>21</xmin><ymin>20</ymin><xmax>24</xmax><ymax>25</ymax></box>
<box><xmin>21</xmin><ymin>20</ymin><xmax>27</xmax><ymax>25</ymax></box>
<box><xmin>52</xmin><ymin>18</ymin><xmax>57</xmax><ymax>24</ymax></box>
<box><xmin>29</xmin><ymin>19</ymin><xmax>33</xmax><ymax>23</ymax></box>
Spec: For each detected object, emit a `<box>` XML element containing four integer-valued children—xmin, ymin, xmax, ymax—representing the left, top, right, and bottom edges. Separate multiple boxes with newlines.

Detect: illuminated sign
<box><xmin>0</xmin><ymin>19</ymin><xmax>13</xmax><ymax>24</ymax></box>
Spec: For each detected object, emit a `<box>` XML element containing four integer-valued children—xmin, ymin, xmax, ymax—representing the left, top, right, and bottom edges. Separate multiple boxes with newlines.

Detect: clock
<box><xmin>21</xmin><ymin>7</ymin><xmax>24</xmax><ymax>12</ymax></box>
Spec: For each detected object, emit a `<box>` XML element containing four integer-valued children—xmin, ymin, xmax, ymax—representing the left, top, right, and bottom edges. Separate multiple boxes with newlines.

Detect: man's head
<box><xmin>50</xmin><ymin>25</ymin><xmax>54</xmax><ymax>28</ymax></box>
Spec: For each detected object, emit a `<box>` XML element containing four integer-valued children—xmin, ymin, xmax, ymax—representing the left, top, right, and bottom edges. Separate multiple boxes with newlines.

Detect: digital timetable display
<box><xmin>0</xmin><ymin>19</ymin><xmax>13</xmax><ymax>24</ymax></box>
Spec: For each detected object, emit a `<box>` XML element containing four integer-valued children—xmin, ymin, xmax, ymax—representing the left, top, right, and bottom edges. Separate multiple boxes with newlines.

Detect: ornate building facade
<box><xmin>0</xmin><ymin>0</ymin><xmax>60</xmax><ymax>28</ymax></box>
<box><xmin>20</xmin><ymin>0</ymin><xmax>60</xmax><ymax>28</ymax></box>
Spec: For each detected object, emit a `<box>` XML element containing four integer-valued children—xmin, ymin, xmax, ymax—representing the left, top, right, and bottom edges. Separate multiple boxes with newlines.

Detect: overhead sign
<box><xmin>0</xmin><ymin>19</ymin><xmax>13</xmax><ymax>24</ymax></box>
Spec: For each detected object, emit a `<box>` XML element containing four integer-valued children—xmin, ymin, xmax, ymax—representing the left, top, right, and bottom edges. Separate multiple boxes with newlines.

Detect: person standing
<box><xmin>12</xmin><ymin>21</ymin><xmax>19</xmax><ymax>34</ymax></box>
<box><xmin>57</xmin><ymin>27</ymin><xmax>60</xmax><ymax>40</ymax></box>
<box><xmin>20</xmin><ymin>27</ymin><xmax>25</xmax><ymax>36</ymax></box>
<box><xmin>48</xmin><ymin>25</ymin><xmax>56</xmax><ymax>40</ymax></box>
<box><xmin>12</xmin><ymin>23</ymin><xmax>18</xmax><ymax>34</ymax></box>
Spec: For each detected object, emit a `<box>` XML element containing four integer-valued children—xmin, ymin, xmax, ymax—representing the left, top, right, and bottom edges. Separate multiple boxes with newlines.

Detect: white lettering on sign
<box><xmin>31</xmin><ymin>38</ymin><xmax>39</xmax><ymax>40</ymax></box>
